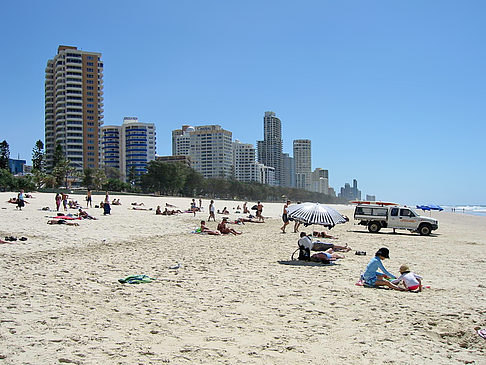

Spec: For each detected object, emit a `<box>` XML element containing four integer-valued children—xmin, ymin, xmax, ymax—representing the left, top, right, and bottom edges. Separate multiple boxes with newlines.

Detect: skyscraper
<box><xmin>100</xmin><ymin>117</ymin><xmax>156</xmax><ymax>181</ymax></box>
<box><xmin>45</xmin><ymin>45</ymin><xmax>104</xmax><ymax>171</ymax></box>
<box><xmin>293</xmin><ymin>139</ymin><xmax>312</xmax><ymax>190</ymax></box>
<box><xmin>257</xmin><ymin>111</ymin><xmax>283</xmax><ymax>186</ymax></box>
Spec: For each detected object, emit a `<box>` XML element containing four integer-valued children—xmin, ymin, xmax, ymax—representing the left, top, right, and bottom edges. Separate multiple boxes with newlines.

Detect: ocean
<box><xmin>442</xmin><ymin>205</ymin><xmax>486</xmax><ymax>216</ymax></box>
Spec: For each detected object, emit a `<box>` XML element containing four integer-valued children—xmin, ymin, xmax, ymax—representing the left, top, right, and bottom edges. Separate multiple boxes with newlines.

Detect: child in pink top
<box><xmin>391</xmin><ymin>265</ymin><xmax>423</xmax><ymax>291</ymax></box>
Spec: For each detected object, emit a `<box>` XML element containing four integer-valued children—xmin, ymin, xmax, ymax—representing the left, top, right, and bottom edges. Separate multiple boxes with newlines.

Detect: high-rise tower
<box><xmin>45</xmin><ymin>45</ymin><xmax>104</xmax><ymax>171</ymax></box>
<box><xmin>293</xmin><ymin>139</ymin><xmax>312</xmax><ymax>190</ymax></box>
<box><xmin>257</xmin><ymin>111</ymin><xmax>283</xmax><ymax>185</ymax></box>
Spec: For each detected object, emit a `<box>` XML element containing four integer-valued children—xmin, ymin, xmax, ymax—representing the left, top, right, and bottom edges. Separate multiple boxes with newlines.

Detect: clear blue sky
<box><xmin>1</xmin><ymin>0</ymin><xmax>485</xmax><ymax>205</ymax></box>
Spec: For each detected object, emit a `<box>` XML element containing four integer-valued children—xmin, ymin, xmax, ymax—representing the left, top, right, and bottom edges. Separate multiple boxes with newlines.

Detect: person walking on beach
<box><xmin>86</xmin><ymin>189</ymin><xmax>92</xmax><ymax>208</ymax></box>
<box><xmin>256</xmin><ymin>201</ymin><xmax>264</xmax><ymax>222</ymax></box>
<box><xmin>281</xmin><ymin>200</ymin><xmax>291</xmax><ymax>233</ymax></box>
<box><xmin>55</xmin><ymin>193</ymin><xmax>62</xmax><ymax>211</ymax></box>
<box><xmin>17</xmin><ymin>189</ymin><xmax>25</xmax><ymax>210</ymax></box>
<box><xmin>208</xmin><ymin>200</ymin><xmax>216</xmax><ymax>221</ymax></box>
<box><xmin>199</xmin><ymin>198</ymin><xmax>202</xmax><ymax>209</ymax></box>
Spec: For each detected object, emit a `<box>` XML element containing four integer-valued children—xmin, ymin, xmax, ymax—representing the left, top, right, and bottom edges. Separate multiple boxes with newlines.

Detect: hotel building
<box><xmin>45</xmin><ymin>45</ymin><xmax>104</xmax><ymax>171</ymax></box>
<box><xmin>257</xmin><ymin>111</ymin><xmax>283</xmax><ymax>186</ymax></box>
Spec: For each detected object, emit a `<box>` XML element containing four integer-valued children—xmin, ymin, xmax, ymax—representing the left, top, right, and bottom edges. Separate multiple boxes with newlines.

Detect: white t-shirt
<box><xmin>298</xmin><ymin>236</ymin><xmax>313</xmax><ymax>251</ymax></box>
<box><xmin>391</xmin><ymin>272</ymin><xmax>422</xmax><ymax>288</ymax></box>
<box><xmin>210</xmin><ymin>204</ymin><xmax>215</xmax><ymax>213</ymax></box>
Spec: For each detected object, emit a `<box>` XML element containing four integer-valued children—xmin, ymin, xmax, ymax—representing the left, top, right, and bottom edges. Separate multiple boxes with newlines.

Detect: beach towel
<box><xmin>118</xmin><ymin>275</ymin><xmax>156</xmax><ymax>284</ymax></box>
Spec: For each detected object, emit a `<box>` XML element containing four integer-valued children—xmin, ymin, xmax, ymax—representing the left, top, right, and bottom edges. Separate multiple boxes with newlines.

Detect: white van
<box><xmin>354</xmin><ymin>204</ymin><xmax>438</xmax><ymax>235</ymax></box>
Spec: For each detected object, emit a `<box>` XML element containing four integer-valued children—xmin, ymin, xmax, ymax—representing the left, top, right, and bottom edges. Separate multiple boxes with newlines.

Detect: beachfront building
<box><xmin>311</xmin><ymin>168</ymin><xmax>329</xmax><ymax>195</ymax></box>
<box><xmin>282</xmin><ymin>153</ymin><xmax>296</xmax><ymax>188</ymax></box>
<box><xmin>188</xmin><ymin>125</ymin><xmax>233</xmax><ymax>179</ymax></box>
<box><xmin>338</xmin><ymin>179</ymin><xmax>362</xmax><ymax>201</ymax></box>
<box><xmin>253</xmin><ymin>163</ymin><xmax>276</xmax><ymax>186</ymax></box>
<box><xmin>45</xmin><ymin>45</ymin><xmax>104</xmax><ymax>172</ymax></box>
<box><xmin>172</xmin><ymin>125</ymin><xmax>193</xmax><ymax>156</ymax></box>
<box><xmin>293</xmin><ymin>139</ymin><xmax>312</xmax><ymax>191</ymax></box>
<box><xmin>100</xmin><ymin>117</ymin><xmax>156</xmax><ymax>181</ymax></box>
<box><xmin>232</xmin><ymin>140</ymin><xmax>257</xmax><ymax>182</ymax></box>
<box><xmin>156</xmin><ymin>155</ymin><xmax>191</xmax><ymax>167</ymax></box>
<box><xmin>257</xmin><ymin>111</ymin><xmax>284</xmax><ymax>186</ymax></box>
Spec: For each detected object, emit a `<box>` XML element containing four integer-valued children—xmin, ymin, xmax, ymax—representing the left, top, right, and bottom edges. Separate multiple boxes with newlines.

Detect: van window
<box><xmin>400</xmin><ymin>209</ymin><xmax>412</xmax><ymax>217</ymax></box>
<box><xmin>391</xmin><ymin>208</ymin><xmax>398</xmax><ymax>216</ymax></box>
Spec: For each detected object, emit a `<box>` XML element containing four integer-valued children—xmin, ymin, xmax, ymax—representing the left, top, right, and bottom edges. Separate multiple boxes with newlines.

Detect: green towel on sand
<box><xmin>118</xmin><ymin>275</ymin><xmax>156</xmax><ymax>284</ymax></box>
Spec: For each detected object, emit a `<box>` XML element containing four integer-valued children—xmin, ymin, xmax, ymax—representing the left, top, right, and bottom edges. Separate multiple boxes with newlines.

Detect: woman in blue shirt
<box><xmin>363</xmin><ymin>248</ymin><xmax>403</xmax><ymax>290</ymax></box>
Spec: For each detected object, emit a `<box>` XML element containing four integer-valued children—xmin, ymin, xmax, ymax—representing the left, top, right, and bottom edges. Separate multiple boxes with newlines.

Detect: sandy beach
<box><xmin>0</xmin><ymin>192</ymin><xmax>485</xmax><ymax>364</ymax></box>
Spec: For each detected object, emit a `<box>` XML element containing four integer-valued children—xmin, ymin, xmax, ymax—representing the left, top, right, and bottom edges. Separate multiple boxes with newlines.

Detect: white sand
<box><xmin>0</xmin><ymin>192</ymin><xmax>485</xmax><ymax>364</ymax></box>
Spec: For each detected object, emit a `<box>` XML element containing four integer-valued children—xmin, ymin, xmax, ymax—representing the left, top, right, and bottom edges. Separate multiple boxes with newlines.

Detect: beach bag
<box><xmin>298</xmin><ymin>245</ymin><xmax>310</xmax><ymax>261</ymax></box>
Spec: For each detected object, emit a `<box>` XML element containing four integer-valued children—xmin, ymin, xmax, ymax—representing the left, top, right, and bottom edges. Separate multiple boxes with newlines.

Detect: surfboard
<box><xmin>349</xmin><ymin>200</ymin><xmax>398</xmax><ymax>206</ymax></box>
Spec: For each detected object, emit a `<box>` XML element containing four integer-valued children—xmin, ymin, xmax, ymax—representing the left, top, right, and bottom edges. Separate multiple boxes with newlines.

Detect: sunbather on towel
<box><xmin>298</xmin><ymin>232</ymin><xmax>351</xmax><ymax>252</ymax></box>
<box><xmin>47</xmin><ymin>219</ymin><xmax>79</xmax><ymax>226</ymax></box>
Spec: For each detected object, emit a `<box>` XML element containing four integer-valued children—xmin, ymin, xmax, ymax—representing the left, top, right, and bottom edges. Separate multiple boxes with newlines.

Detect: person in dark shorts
<box><xmin>280</xmin><ymin>200</ymin><xmax>291</xmax><ymax>233</ymax></box>
<box><xmin>86</xmin><ymin>189</ymin><xmax>92</xmax><ymax>208</ymax></box>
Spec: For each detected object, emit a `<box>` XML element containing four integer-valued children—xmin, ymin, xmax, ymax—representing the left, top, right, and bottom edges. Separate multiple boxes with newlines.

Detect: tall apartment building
<box><xmin>189</xmin><ymin>125</ymin><xmax>233</xmax><ymax>179</ymax></box>
<box><xmin>338</xmin><ymin>179</ymin><xmax>362</xmax><ymax>201</ymax></box>
<box><xmin>100</xmin><ymin>117</ymin><xmax>156</xmax><ymax>181</ymax></box>
<box><xmin>172</xmin><ymin>125</ymin><xmax>193</xmax><ymax>156</ymax></box>
<box><xmin>232</xmin><ymin>140</ymin><xmax>257</xmax><ymax>182</ymax></box>
<box><xmin>282</xmin><ymin>153</ymin><xmax>296</xmax><ymax>188</ymax></box>
<box><xmin>45</xmin><ymin>45</ymin><xmax>104</xmax><ymax>171</ymax></box>
<box><xmin>311</xmin><ymin>168</ymin><xmax>329</xmax><ymax>194</ymax></box>
<box><xmin>293</xmin><ymin>139</ymin><xmax>312</xmax><ymax>190</ymax></box>
<box><xmin>257</xmin><ymin>111</ymin><xmax>283</xmax><ymax>186</ymax></box>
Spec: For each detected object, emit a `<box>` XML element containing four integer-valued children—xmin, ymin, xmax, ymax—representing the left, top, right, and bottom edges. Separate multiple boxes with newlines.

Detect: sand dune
<box><xmin>0</xmin><ymin>192</ymin><xmax>485</xmax><ymax>364</ymax></box>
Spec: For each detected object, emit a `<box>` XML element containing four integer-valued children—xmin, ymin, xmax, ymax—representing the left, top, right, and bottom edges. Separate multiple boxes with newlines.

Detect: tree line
<box><xmin>0</xmin><ymin>139</ymin><xmax>346</xmax><ymax>204</ymax></box>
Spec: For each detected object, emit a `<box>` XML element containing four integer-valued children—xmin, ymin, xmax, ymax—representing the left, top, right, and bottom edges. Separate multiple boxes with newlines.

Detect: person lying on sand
<box><xmin>160</xmin><ymin>207</ymin><xmax>182</xmax><ymax>215</ymax></box>
<box><xmin>217</xmin><ymin>218</ymin><xmax>242</xmax><ymax>235</ymax></box>
<box><xmin>165</xmin><ymin>203</ymin><xmax>177</xmax><ymax>208</ymax></box>
<box><xmin>132</xmin><ymin>206</ymin><xmax>153</xmax><ymax>211</ymax></box>
<box><xmin>112</xmin><ymin>199</ymin><xmax>121</xmax><ymax>205</ymax></box>
<box><xmin>78</xmin><ymin>208</ymin><xmax>97</xmax><ymax>220</ymax></box>
<box><xmin>311</xmin><ymin>248</ymin><xmax>345</xmax><ymax>262</ymax></box>
<box><xmin>200</xmin><ymin>220</ymin><xmax>221</xmax><ymax>235</ymax></box>
<box><xmin>298</xmin><ymin>232</ymin><xmax>351</xmax><ymax>252</ymax></box>
<box><xmin>131</xmin><ymin>202</ymin><xmax>145</xmax><ymax>206</ymax></box>
<box><xmin>313</xmin><ymin>230</ymin><xmax>338</xmax><ymax>239</ymax></box>
<box><xmin>217</xmin><ymin>207</ymin><xmax>230</xmax><ymax>215</ymax></box>
<box><xmin>47</xmin><ymin>219</ymin><xmax>79</xmax><ymax>226</ymax></box>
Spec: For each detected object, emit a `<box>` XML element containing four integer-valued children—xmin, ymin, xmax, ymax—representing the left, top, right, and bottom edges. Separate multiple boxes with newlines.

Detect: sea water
<box><xmin>442</xmin><ymin>205</ymin><xmax>486</xmax><ymax>216</ymax></box>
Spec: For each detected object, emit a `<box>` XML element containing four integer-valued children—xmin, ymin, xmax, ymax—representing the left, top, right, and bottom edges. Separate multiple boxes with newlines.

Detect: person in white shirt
<box><xmin>391</xmin><ymin>265</ymin><xmax>423</xmax><ymax>292</ymax></box>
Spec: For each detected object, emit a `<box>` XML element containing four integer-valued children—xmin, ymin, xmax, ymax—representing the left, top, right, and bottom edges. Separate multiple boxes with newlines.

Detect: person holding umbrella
<box><xmin>362</xmin><ymin>248</ymin><xmax>403</xmax><ymax>290</ymax></box>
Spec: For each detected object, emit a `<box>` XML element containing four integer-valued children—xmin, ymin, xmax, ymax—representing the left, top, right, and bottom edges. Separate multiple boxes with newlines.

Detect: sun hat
<box><xmin>375</xmin><ymin>247</ymin><xmax>390</xmax><ymax>259</ymax></box>
<box><xmin>399</xmin><ymin>264</ymin><xmax>410</xmax><ymax>273</ymax></box>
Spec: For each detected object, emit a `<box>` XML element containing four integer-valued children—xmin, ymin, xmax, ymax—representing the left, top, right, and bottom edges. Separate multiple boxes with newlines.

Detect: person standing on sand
<box><xmin>17</xmin><ymin>189</ymin><xmax>25</xmax><ymax>210</ymax></box>
<box><xmin>55</xmin><ymin>193</ymin><xmax>62</xmax><ymax>211</ymax></box>
<box><xmin>199</xmin><ymin>198</ymin><xmax>202</xmax><ymax>209</ymax></box>
<box><xmin>86</xmin><ymin>189</ymin><xmax>92</xmax><ymax>208</ymax></box>
<box><xmin>62</xmin><ymin>193</ymin><xmax>68</xmax><ymax>211</ymax></box>
<box><xmin>208</xmin><ymin>200</ymin><xmax>216</xmax><ymax>221</ymax></box>
<box><xmin>256</xmin><ymin>201</ymin><xmax>264</xmax><ymax>222</ymax></box>
<box><xmin>280</xmin><ymin>200</ymin><xmax>290</xmax><ymax>233</ymax></box>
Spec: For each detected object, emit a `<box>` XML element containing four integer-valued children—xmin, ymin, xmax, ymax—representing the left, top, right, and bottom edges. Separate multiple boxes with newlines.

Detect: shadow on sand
<box><xmin>277</xmin><ymin>260</ymin><xmax>339</xmax><ymax>267</ymax></box>
<box><xmin>348</xmin><ymin>230</ymin><xmax>439</xmax><ymax>237</ymax></box>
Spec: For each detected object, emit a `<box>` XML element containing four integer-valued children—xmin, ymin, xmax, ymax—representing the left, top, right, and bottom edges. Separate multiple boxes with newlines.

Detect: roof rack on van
<box><xmin>349</xmin><ymin>200</ymin><xmax>399</xmax><ymax>206</ymax></box>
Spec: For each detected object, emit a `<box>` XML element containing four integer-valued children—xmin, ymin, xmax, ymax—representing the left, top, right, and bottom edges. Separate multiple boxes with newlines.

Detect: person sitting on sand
<box><xmin>156</xmin><ymin>206</ymin><xmax>162</xmax><ymax>215</ymax></box>
<box><xmin>298</xmin><ymin>232</ymin><xmax>351</xmax><ymax>252</ymax></box>
<box><xmin>313</xmin><ymin>230</ymin><xmax>337</xmax><ymax>239</ymax></box>
<box><xmin>221</xmin><ymin>207</ymin><xmax>229</xmax><ymax>214</ymax></box>
<box><xmin>217</xmin><ymin>218</ymin><xmax>242</xmax><ymax>235</ymax></box>
<box><xmin>8</xmin><ymin>197</ymin><xmax>18</xmax><ymax>204</ymax></box>
<box><xmin>112</xmin><ymin>199</ymin><xmax>121</xmax><ymax>205</ymax></box>
<box><xmin>243</xmin><ymin>202</ymin><xmax>249</xmax><ymax>214</ymax></box>
<box><xmin>200</xmin><ymin>220</ymin><xmax>221</xmax><ymax>235</ymax></box>
<box><xmin>47</xmin><ymin>219</ymin><xmax>79</xmax><ymax>226</ymax></box>
<box><xmin>362</xmin><ymin>248</ymin><xmax>403</xmax><ymax>290</ymax></box>
<box><xmin>391</xmin><ymin>265</ymin><xmax>423</xmax><ymax>292</ymax></box>
<box><xmin>78</xmin><ymin>208</ymin><xmax>97</xmax><ymax>220</ymax></box>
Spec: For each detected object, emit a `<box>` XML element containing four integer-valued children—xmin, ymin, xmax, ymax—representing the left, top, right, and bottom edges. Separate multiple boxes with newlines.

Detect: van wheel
<box><xmin>419</xmin><ymin>224</ymin><xmax>431</xmax><ymax>236</ymax></box>
<box><xmin>368</xmin><ymin>222</ymin><xmax>381</xmax><ymax>233</ymax></box>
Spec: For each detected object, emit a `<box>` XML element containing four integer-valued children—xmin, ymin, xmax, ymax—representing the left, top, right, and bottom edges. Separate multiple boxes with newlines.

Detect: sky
<box><xmin>1</xmin><ymin>0</ymin><xmax>485</xmax><ymax>205</ymax></box>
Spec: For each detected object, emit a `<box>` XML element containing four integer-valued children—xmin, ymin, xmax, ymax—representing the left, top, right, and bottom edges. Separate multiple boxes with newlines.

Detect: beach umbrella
<box><xmin>416</xmin><ymin>204</ymin><xmax>443</xmax><ymax>211</ymax></box>
<box><xmin>287</xmin><ymin>202</ymin><xmax>347</xmax><ymax>228</ymax></box>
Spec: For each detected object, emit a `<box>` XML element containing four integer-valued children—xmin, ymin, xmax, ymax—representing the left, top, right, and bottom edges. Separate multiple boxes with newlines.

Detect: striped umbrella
<box><xmin>287</xmin><ymin>202</ymin><xmax>347</xmax><ymax>228</ymax></box>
